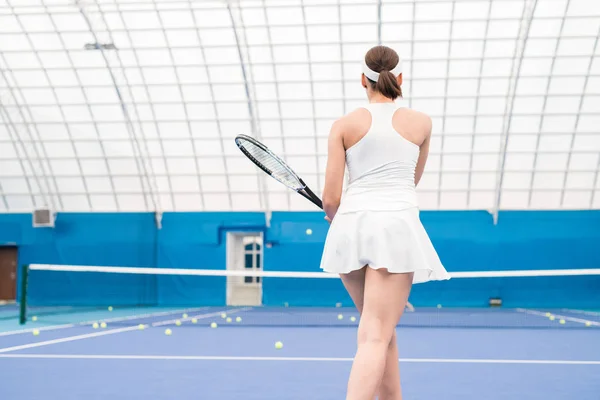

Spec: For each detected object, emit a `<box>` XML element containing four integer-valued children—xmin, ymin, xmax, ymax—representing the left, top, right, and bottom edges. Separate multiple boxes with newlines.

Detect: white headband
<box><xmin>362</xmin><ymin>58</ymin><xmax>403</xmax><ymax>81</ymax></box>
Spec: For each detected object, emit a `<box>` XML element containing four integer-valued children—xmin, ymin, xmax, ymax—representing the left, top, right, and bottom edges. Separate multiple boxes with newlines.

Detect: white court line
<box><xmin>0</xmin><ymin>326</ymin><xmax>141</xmax><ymax>354</ymax></box>
<box><xmin>516</xmin><ymin>308</ymin><xmax>600</xmax><ymax>327</ymax></box>
<box><xmin>0</xmin><ymin>323</ymin><xmax>75</xmax><ymax>337</ymax></box>
<box><xmin>0</xmin><ymin>308</ymin><xmax>250</xmax><ymax>354</ymax></box>
<box><xmin>150</xmin><ymin>307</ymin><xmax>250</xmax><ymax>327</ymax></box>
<box><xmin>560</xmin><ymin>309</ymin><xmax>600</xmax><ymax>317</ymax></box>
<box><xmin>0</xmin><ymin>307</ymin><xmax>210</xmax><ymax>337</ymax></box>
<box><xmin>0</xmin><ymin>354</ymin><xmax>598</xmax><ymax>365</ymax></box>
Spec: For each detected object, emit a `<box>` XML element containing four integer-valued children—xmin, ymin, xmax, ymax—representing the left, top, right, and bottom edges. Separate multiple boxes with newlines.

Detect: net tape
<box><xmin>28</xmin><ymin>264</ymin><xmax>600</xmax><ymax>278</ymax></box>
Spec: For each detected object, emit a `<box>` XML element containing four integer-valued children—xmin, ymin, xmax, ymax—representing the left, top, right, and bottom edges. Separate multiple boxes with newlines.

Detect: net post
<box><xmin>19</xmin><ymin>264</ymin><xmax>29</xmax><ymax>325</ymax></box>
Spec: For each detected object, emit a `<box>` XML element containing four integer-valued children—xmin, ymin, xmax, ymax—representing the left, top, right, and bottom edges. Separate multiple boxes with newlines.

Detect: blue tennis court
<box><xmin>1</xmin><ymin>306</ymin><xmax>599</xmax><ymax>399</ymax></box>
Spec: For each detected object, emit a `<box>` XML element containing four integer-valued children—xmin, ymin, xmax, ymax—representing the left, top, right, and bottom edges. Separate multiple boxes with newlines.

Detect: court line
<box><xmin>0</xmin><ymin>308</ymin><xmax>250</xmax><ymax>354</ymax></box>
<box><xmin>150</xmin><ymin>307</ymin><xmax>251</xmax><ymax>328</ymax></box>
<box><xmin>0</xmin><ymin>354</ymin><xmax>598</xmax><ymax>365</ymax></box>
<box><xmin>0</xmin><ymin>307</ymin><xmax>210</xmax><ymax>337</ymax></box>
<box><xmin>516</xmin><ymin>308</ymin><xmax>600</xmax><ymax>326</ymax></box>
<box><xmin>0</xmin><ymin>326</ymin><xmax>141</xmax><ymax>354</ymax></box>
<box><xmin>560</xmin><ymin>309</ymin><xmax>600</xmax><ymax>318</ymax></box>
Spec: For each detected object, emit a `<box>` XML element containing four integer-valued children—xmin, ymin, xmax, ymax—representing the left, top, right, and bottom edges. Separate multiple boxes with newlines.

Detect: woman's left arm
<box><xmin>322</xmin><ymin>120</ymin><xmax>346</xmax><ymax>222</ymax></box>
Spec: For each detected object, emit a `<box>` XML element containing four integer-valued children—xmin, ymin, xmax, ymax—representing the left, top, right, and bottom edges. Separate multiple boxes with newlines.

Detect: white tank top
<box><xmin>337</xmin><ymin>102</ymin><xmax>420</xmax><ymax>214</ymax></box>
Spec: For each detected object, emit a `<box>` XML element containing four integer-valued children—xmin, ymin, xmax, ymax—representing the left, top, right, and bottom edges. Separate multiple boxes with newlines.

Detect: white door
<box><xmin>226</xmin><ymin>233</ymin><xmax>262</xmax><ymax>306</ymax></box>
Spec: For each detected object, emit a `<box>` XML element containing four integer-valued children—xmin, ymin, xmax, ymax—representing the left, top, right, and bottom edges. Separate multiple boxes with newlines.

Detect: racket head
<box><xmin>235</xmin><ymin>134</ymin><xmax>305</xmax><ymax>191</ymax></box>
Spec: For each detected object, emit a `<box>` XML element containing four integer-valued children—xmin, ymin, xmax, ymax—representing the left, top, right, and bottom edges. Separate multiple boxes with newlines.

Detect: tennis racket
<box><xmin>235</xmin><ymin>134</ymin><xmax>323</xmax><ymax>209</ymax></box>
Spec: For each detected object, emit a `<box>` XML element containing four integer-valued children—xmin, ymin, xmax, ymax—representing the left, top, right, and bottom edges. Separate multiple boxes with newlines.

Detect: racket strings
<box><xmin>238</xmin><ymin>139</ymin><xmax>302</xmax><ymax>190</ymax></box>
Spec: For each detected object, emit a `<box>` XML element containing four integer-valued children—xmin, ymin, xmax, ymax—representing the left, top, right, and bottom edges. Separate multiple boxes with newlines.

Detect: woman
<box><xmin>320</xmin><ymin>45</ymin><xmax>450</xmax><ymax>400</ymax></box>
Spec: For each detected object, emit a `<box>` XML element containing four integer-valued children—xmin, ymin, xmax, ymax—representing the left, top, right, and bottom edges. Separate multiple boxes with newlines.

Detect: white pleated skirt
<box><xmin>320</xmin><ymin>207</ymin><xmax>450</xmax><ymax>284</ymax></box>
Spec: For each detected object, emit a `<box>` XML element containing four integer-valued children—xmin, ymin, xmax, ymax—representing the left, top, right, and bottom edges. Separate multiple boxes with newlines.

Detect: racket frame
<box><xmin>235</xmin><ymin>134</ymin><xmax>323</xmax><ymax>209</ymax></box>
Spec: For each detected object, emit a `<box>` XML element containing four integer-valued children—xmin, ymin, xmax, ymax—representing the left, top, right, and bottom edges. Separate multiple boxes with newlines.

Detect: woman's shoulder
<box><xmin>330</xmin><ymin>108</ymin><xmax>372</xmax><ymax>136</ymax></box>
<box><xmin>393</xmin><ymin>107</ymin><xmax>432</xmax><ymax>129</ymax></box>
<box><xmin>342</xmin><ymin>107</ymin><xmax>372</xmax><ymax>122</ymax></box>
<box><xmin>394</xmin><ymin>105</ymin><xmax>431</xmax><ymax>121</ymax></box>
<box><xmin>392</xmin><ymin>106</ymin><xmax>433</xmax><ymax>141</ymax></box>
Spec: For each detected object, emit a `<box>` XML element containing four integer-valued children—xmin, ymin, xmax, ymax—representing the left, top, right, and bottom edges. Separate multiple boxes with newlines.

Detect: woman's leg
<box><xmin>340</xmin><ymin>267</ymin><xmax>410</xmax><ymax>400</ymax></box>
<box><xmin>344</xmin><ymin>267</ymin><xmax>413</xmax><ymax>400</ymax></box>
<box><xmin>378</xmin><ymin>330</ymin><xmax>401</xmax><ymax>400</ymax></box>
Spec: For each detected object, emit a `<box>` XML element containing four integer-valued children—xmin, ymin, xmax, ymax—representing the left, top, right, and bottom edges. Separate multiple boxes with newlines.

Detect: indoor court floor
<box><xmin>1</xmin><ymin>306</ymin><xmax>599</xmax><ymax>400</ymax></box>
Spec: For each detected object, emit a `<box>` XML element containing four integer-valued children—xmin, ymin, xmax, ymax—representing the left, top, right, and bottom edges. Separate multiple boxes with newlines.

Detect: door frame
<box><xmin>0</xmin><ymin>246</ymin><xmax>18</xmax><ymax>301</ymax></box>
<box><xmin>225</xmin><ymin>232</ymin><xmax>263</xmax><ymax>306</ymax></box>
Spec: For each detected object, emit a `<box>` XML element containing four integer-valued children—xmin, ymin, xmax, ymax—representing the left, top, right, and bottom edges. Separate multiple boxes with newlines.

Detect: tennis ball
<box><xmin>32</xmin><ymin>329</ymin><xmax>40</xmax><ymax>336</ymax></box>
<box><xmin>437</xmin><ymin>304</ymin><xmax>442</xmax><ymax>309</ymax></box>
<box><xmin>32</xmin><ymin>316</ymin><xmax>38</xmax><ymax>322</ymax></box>
<box><xmin>100</xmin><ymin>322</ymin><xmax>107</xmax><ymax>328</ymax></box>
<box><xmin>226</xmin><ymin>317</ymin><xmax>232</xmax><ymax>323</ymax></box>
<box><xmin>284</xmin><ymin>302</ymin><xmax>289</xmax><ymax>307</ymax></box>
<box><xmin>92</xmin><ymin>322</ymin><xmax>99</xmax><ymax>329</ymax></box>
<box><xmin>559</xmin><ymin>319</ymin><xmax>566</xmax><ymax>325</ymax></box>
<box><xmin>337</xmin><ymin>314</ymin><xmax>343</xmax><ymax>320</ymax></box>
<box><xmin>350</xmin><ymin>316</ymin><xmax>357</xmax><ymax>322</ymax></box>
<box><xmin>306</xmin><ymin>228</ymin><xmax>312</xmax><ymax>235</ymax></box>
<box><xmin>165</xmin><ymin>329</ymin><xmax>172</xmax><ymax>336</ymax></box>
<box><xmin>585</xmin><ymin>321</ymin><xmax>592</xmax><ymax>327</ymax></box>
<box><xmin>138</xmin><ymin>324</ymin><xmax>145</xmax><ymax>330</ymax></box>
<box><xmin>191</xmin><ymin>318</ymin><xmax>198</xmax><ymax>324</ymax></box>
<box><xmin>221</xmin><ymin>313</ymin><xmax>227</xmax><ymax>319</ymax></box>
<box><xmin>182</xmin><ymin>313</ymin><xmax>188</xmax><ymax>319</ymax></box>
<box><xmin>549</xmin><ymin>316</ymin><xmax>555</xmax><ymax>321</ymax></box>
<box><xmin>210</xmin><ymin>322</ymin><xmax>217</xmax><ymax>328</ymax></box>
<box><xmin>236</xmin><ymin>317</ymin><xmax>242</xmax><ymax>322</ymax></box>
<box><xmin>545</xmin><ymin>312</ymin><xmax>551</xmax><ymax>317</ymax></box>
<box><xmin>108</xmin><ymin>306</ymin><xmax>113</xmax><ymax>311</ymax></box>
<box><xmin>175</xmin><ymin>320</ymin><xmax>182</xmax><ymax>326</ymax></box>
<box><xmin>275</xmin><ymin>341</ymin><xmax>283</xmax><ymax>349</ymax></box>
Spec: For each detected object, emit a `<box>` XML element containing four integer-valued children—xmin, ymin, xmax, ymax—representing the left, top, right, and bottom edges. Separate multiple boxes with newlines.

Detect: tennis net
<box><xmin>18</xmin><ymin>264</ymin><xmax>600</xmax><ymax>330</ymax></box>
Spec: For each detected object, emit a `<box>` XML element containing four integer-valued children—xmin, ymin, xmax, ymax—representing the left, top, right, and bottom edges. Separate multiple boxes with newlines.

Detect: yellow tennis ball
<box><xmin>545</xmin><ymin>312</ymin><xmax>551</xmax><ymax>317</ymax></box>
<box><xmin>92</xmin><ymin>322</ymin><xmax>99</xmax><ymax>329</ymax></box>
<box><xmin>31</xmin><ymin>316</ymin><xmax>38</xmax><ymax>322</ymax></box>
<box><xmin>585</xmin><ymin>321</ymin><xmax>592</xmax><ymax>327</ymax></box>
<box><xmin>100</xmin><ymin>322</ymin><xmax>107</xmax><ymax>328</ymax></box>
<box><xmin>437</xmin><ymin>304</ymin><xmax>442</xmax><ymax>309</ymax></box>
<box><xmin>182</xmin><ymin>313</ymin><xmax>188</xmax><ymax>319</ymax></box>
<box><xmin>226</xmin><ymin>317</ymin><xmax>232</xmax><ymax>323</ymax></box>
<box><xmin>236</xmin><ymin>317</ymin><xmax>242</xmax><ymax>322</ymax></box>
<box><xmin>32</xmin><ymin>329</ymin><xmax>40</xmax><ymax>336</ymax></box>
<box><xmin>108</xmin><ymin>306</ymin><xmax>113</xmax><ymax>311</ymax></box>
<box><xmin>138</xmin><ymin>324</ymin><xmax>145</xmax><ymax>330</ymax></box>
<box><xmin>549</xmin><ymin>316</ymin><xmax>555</xmax><ymax>321</ymax></box>
<box><xmin>337</xmin><ymin>314</ymin><xmax>343</xmax><ymax>320</ymax></box>
<box><xmin>275</xmin><ymin>341</ymin><xmax>283</xmax><ymax>349</ymax></box>
<box><xmin>350</xmin><ymin>316</ymin><xmax>357</xmax><ymax>322</ymax></box>
<box><xmin>165</xmin><ymin>329</ymin><xmax>172</xmax><ymax>336</ymax></box>
<box><xmin>221</xmin><ymin>313</ymin><xmax>227</xmax><ymax>319</ymax></box>
<box><xmin>210</xmin><ymin>322</ymin><xmax>217</xmax><ymax>328</ymax></box>
<box><xmin>191</xmin><ymin>318</ymin><xmax>198</xmax><ymax>324</ymax></box>
<box><xmin>559</xmin><ymin>319</ymin><xmax>566</xmax><ymax>325</ymax></box>
<box><xmin>306</xmin><ymin>228</ymin><xmax>312</xmax><ymax>235</ymax></box>
<box><xmin>175</xmin><ymin>320</ymin><xmax>182</xmax><ymax>326</ymax></box>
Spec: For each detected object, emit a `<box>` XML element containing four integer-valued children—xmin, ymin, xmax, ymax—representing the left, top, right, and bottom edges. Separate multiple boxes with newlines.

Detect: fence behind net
<box><xmin>18</xmin><ymin>264</ymin><xmax>600</xmax><ymax>330</ymax></box>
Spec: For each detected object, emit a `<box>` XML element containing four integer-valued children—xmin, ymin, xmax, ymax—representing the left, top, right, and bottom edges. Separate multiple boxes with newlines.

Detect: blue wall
<box><xmin>1</xmin><ymin>210</ymin><xmax>599</xmax><ymax>308</ymax></box>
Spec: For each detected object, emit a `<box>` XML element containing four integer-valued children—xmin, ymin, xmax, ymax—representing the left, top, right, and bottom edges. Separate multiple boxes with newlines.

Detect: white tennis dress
<box><xmin>320</xmin><ymin>102</ymin><xmax>450</xmax><ymax>284</ymax></box>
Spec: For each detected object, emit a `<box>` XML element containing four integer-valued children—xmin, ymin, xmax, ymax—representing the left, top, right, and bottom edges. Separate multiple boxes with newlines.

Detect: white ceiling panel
<box><xmin>0</xmin><ymin>0</ymin><xmax>598</xmax><ymax>212</ymax></box>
